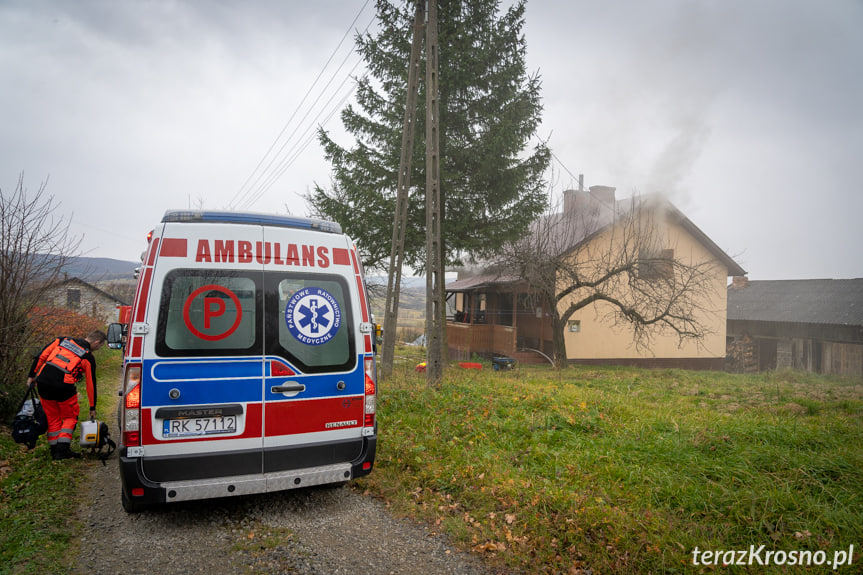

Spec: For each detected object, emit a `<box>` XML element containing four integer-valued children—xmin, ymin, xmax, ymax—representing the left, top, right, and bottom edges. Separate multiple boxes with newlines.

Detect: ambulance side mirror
<box><xmin>106</xmin><ymin>322</ymin><xmax>125</xmax><ymax>350</ymax></box>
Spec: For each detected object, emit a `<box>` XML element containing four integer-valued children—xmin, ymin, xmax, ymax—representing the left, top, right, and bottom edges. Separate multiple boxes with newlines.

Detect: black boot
<box><xmin>53</xmin><ymin>443</ymin><xmax>81</xmax><ymax>460</ymax></box>
<box><xmin>49</xmin><ymin>445</ymin><xmax>59</xmax><ymax>459</ymax></box>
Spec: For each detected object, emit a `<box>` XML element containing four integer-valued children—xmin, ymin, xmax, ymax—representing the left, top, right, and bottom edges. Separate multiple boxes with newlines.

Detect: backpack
<box><xmin>11</xmin><ymin>384</ymin><xmax>48</xmax><ymax>449</ymax></box>
<box><xmin>80</xmin><ymin>419</ymin><xmax>116</xmax><ymax>465</ymax></box>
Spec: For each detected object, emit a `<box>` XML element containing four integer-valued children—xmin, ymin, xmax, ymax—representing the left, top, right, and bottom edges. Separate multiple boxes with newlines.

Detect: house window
<box><xmin>568</xmin><ymin>320</ymin><xmax>581</xmax><ymax>333</ymax></box>
<box><xmin>449</xmin><ymin>293</ymin><xmax>468</xmax><ymax>322</ymax></box>
<box><xmin>66</xmin><ymin>289</ymin><xmax>81</xmax><ymax>310</ymax></box>
<box><xmin>475</xmin><ymin>293</ymin><xmax>487</xmax><ymax>324</ymax></box>
<box><xmin>499</xmin><ymin>293</ymin><xmax>514</xmax><ymax>327</ymax></box>
<box><xmin>638</xmin><ymin>248</ymin><xmax>674</xmax><ymax>280</ymax></box>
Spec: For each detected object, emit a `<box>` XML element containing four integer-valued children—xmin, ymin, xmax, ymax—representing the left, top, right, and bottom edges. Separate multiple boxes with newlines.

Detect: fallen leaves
<box><xmin>0</xmin><ymin>459</ymin><xmax>11</xmax><ymax>479</ymax></box>
<box><xmin>472</xmin><ymin>541</ymin><xmax>507</xmax><ymax>553</ymax></box>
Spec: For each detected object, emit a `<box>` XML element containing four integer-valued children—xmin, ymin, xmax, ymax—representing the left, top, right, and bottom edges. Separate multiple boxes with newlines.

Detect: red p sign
<box><xmin>183</xmin><ymin>285</ymin><xmax>242</xmax><ymax>341</ymax></box>
<box><xmin>204</xmin><ymin>297</ymin><xmax>227</xmax><ymax>329</ymax></box>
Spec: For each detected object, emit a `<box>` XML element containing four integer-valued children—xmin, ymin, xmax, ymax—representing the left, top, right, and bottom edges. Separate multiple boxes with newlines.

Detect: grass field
<box><xmin>3</xmin><ymin>345</ymin><xmax>860</xmax><ymax>574</ymax></box>
<box><xmin>359</xmin><ymin>348</ymin><xmax>863</xmax><ymax>573</ymax></box>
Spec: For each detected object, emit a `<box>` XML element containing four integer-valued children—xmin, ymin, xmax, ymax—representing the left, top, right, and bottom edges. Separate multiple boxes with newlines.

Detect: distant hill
<box><xmin>366</xmin><ymin>275</ymin><xmax>427</xmax><ymax>290</ymax></box>
<box><xmin>65</xmin><ymin>256</ymin><xmax>139</xmax><ymax>281</ymax></box>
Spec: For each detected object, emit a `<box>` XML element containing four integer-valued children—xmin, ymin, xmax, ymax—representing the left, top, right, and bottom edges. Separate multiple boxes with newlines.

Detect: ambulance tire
<box><xmin>121</xmin><ymin>489</ymin><xmax>148</xmax><ymax>514</ymax></box>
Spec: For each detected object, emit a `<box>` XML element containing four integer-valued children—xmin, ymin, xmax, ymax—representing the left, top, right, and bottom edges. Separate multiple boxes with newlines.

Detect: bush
<box><xmin>0</xmin><ymin>307</ymin><xmax>104</xmax><ymax>419</ymax></box>
<box><xmin>26</xmin><ymin>307</ymin><xmax>105</xmax><ymax>345</ymax></box>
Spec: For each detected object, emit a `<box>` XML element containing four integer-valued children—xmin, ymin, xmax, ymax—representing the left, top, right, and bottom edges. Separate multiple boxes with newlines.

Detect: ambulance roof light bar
<box><xmin>162</xmin><ymin>210</ymin><xmax>342</xmax><ymax>234</ymax></box>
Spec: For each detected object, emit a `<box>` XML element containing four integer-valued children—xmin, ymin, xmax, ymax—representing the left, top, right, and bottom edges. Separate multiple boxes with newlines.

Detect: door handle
<box><xmin>271</xmin><ymin>383</ymin><xmax>306</xmax><ymax>394</ymax></box>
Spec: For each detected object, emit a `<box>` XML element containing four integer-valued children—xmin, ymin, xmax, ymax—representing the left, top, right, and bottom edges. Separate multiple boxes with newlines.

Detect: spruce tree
<box><xmin>308</xmin><ymin>0</ymin><xmax>550</xmax><ymax>273</ymax></box>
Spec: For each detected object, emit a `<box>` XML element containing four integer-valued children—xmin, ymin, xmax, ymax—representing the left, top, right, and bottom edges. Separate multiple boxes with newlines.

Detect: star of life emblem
<box><xmin>285</xmin><ymin>287</ymin><xmax>342</xmax><ymax>345</ymax></box>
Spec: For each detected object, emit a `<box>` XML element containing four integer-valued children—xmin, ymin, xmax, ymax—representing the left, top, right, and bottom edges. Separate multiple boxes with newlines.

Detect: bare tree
<box><xmin>0</xmin><ymin>174</ymin><xmax>81</xmax><ymax>415</ymax></box>
<box><xmin>494</xmin><ymin>190</ymin><xmax>720</xmax><ymax>369</ymax></box>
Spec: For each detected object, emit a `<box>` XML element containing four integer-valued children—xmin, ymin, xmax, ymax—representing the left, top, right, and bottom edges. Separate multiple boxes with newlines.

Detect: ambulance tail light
<box><xmin>364</xmin><ymin>357</ymin><xmax>376</xmax><ymax>428</ymax></box>
<box><xmin>123</xmin><ymin>363</ymin><xmax>142</xmax><ymax>446</ymax></box>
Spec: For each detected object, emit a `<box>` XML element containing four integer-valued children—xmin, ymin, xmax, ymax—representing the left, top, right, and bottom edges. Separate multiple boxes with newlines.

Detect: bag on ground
<box><xmin>11</xmin><ymin>384</ymin><xmax>48</xmax><ymax>449</ymax></box>
<box><xmin>80</xmin><ymin>419</ymin><xmax>116</xmax><ymax>464</ymax></box>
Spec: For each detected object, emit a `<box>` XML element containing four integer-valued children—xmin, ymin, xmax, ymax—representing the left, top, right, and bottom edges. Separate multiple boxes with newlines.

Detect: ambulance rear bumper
<box><xmin>119</xmin><ymin>434</ymin><xmax>376</xmax><ymax>507</ymax></box>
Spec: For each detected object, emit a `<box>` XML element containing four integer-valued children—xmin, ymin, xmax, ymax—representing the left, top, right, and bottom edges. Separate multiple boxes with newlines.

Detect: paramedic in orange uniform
<box><xmin>27</xmin><ymin>331</ymin><xmax>106</xmax><ymax>460</ymax></box>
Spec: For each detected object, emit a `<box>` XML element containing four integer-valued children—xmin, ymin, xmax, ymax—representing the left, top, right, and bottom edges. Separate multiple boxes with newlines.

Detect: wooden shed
<box><xmin>726</xmin><ymin>277</ymin><xmax>863</xmax><ymax>378</ymax></box>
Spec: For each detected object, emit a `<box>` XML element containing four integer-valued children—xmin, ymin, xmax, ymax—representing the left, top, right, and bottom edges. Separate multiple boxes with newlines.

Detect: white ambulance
<box><xmin>108</xmin><ymin>210</ymin><xmax>377</xmax><ymax>512</ymax></box>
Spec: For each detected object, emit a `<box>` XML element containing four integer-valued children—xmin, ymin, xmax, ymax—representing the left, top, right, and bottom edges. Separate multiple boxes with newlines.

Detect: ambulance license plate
<box><xmin>163</xmin><ymin>416</ymin><xmax>237</xmax><ymax>437</ymax></box>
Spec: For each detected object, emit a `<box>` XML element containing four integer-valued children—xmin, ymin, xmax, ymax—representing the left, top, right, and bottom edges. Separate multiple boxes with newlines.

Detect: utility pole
<box><xmin>381</xmin><ymin>0</ymin><xmax>445</xmax><ymax>385</ymax></box>
<box><xmin>424</xmin><ymin>0</ymin><xmax>444</xmax><ymax>385</ymax></box>
<box><xmin>381</xmin><ymin>0</ymin><xmax>425</xmax><ymax>380</ymax></box>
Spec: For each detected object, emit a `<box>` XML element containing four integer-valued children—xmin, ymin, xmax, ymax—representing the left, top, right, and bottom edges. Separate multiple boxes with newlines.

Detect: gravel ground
<box><xmin>74</xmin><ymin>451</ymin><xmax>504</xmax><ymax>575</ymax></box>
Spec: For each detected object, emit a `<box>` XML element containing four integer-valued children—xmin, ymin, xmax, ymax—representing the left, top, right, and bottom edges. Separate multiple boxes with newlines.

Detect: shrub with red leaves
<box><xmin>27</xmin><ymin>306</ymin><xmax>106</xmax><ymax>344</ymax></box>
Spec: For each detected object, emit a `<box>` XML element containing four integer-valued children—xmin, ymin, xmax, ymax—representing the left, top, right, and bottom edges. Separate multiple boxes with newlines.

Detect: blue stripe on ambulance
<box><xmin>141</xmin><ymin>358</ymin><xmax>365</xmax><ymax>407</ymax></box>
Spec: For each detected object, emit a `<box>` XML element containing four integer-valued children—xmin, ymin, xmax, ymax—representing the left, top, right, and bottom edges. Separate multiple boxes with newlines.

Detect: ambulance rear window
<box><xmin>268</xmin><ymin>274</ymin><xmax>354</xmax><ymax>373</ymax></box>
<box><xmin>154</xmin><ymin>269</ymin><xmax>354</xmax><ymax>371</ymax></box>
<box><xmin>156</xmin><ymin>270</ymin><xmax>261</xmax><ymax>356</ymax></box>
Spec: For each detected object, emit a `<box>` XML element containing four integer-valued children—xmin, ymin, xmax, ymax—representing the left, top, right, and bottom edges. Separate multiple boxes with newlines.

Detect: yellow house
<box><xmin>445</xmin><ymin>186</ymin><xmax>745</xmax><ymax>369</ymax></box>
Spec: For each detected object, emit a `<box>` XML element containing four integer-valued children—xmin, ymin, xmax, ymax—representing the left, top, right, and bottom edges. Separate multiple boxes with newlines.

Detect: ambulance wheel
<box><xmin>121</xmin><ymin>490</ymin><xmax>147</xmax><ymax>513</ymax></box>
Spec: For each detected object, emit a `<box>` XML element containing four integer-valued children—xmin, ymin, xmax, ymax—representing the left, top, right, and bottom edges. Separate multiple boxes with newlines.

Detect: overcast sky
<box><xmin>2</xmin><ymin>0</ymin><xmax>861</xmax><ymax>280</ymax></box>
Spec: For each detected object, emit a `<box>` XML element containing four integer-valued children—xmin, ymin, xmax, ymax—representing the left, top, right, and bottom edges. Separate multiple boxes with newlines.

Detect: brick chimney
<box><xmin>589</xmin><ymin>185</ymin><xmax>616</xmax><ymax>207</ymax></box>
<box><xmin>730</xmin><ymin>276</ymin><xmax>749</xmax><ymax>289</ymax></box>
<box><xmin>563</xmin><ymin>189</ymin><xmax>590</xmax><ymax>213</ymax></box>
<box><xmin>563</xmin><ymin>185</ymin><xmax>617</xmax><ymax>214</ymax></box>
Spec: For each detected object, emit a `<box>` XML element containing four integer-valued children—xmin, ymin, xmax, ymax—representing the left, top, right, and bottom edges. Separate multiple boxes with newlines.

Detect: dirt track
<box><xmin>74</xmin><ymin>427</ymin><xmax>499</xmax><ymax>574</ymax></box>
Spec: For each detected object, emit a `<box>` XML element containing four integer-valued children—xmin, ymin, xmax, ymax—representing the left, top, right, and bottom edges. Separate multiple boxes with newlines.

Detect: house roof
<box><xmin>447</xmin><ymin>194</ymin><xmax>745</xmax><ymax>294</ymax></box>
<box><xmin>446</xmin><ymin>273</ymin><xmax>522</xmax><ymax>292</ymax></box>
<box><xmin>534</xmin><ymin>194</ymin><xmax>745</xmax><ymax>277</ymax></box>
<box><xmin>727</xmin><ymin>278</ymin><xmax>863</xmax><ymax>326</ymax></box>
<box><xmin>668</xmin><ymin>204</ymin><xmax>747</xmax><ymax>277</ymax></box>
<box><xmin>601</xmin><ymin>198</ymin><xmax>746</xmax><ymax>277</ymax></box>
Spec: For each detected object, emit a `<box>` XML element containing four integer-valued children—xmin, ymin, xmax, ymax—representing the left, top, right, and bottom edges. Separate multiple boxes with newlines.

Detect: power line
<box><xmin>236</xmin><ymin>13</ymin><xmax>376</xmax><ymax>209</ymax></box>
<box><xmin>535</xmin><ymin>129</ymin><xmax>591</xmax><ymax>194</ymax></box>
<box><xmin>549</xmin><ymin>149</ymin><xmax>590</xmax><ymax>190</ymax></box>
<box><xmin>238</xmin><ymin>64</ymin><xmax>364</xmax><ymax>209</ymax></box>
<box><xmin>234</xmin><ymin>45</ymin><xmax>366</xmax><ymax>209</ymax></box>
<box><xmin>228</xmin><ymin>0</ymin><xmax>373</xmax><ymax>210</ymax></box>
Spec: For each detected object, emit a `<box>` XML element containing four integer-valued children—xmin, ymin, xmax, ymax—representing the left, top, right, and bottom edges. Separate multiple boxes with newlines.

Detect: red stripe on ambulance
<box><xmin>146</xmin><ymin>238</ymin><xmax>160</xmax><ymax>266</ymax></box>
<box><xmin>131</xmin><ymin>336</ymin><xmax>142</xmax><ymax>357</ymax></box>
<box><xmin>349</xmin><ymin>248</ymin><xmax>372</xmax><ymax>353</ymax></box>
<box><xmin>332</xmin><ymin>248</ymin><xmax>350</xmax><ymax>266</ymax></box>
<box><xmin>160</xmin><ymin>238</ymin><xmax>188</xmax><ymax>257</ymax></box>
<box><xmin>134</xmin><ymin>268</ymin><xmax>153</xmax><ymax>323</ymax></box>
<box><xmin>265</xmin><ymin>397</ymin><xmax>364</xmax><ymax>436</ymax></box>
<box><xmin>350</xmin><ymin>249</ymin><xmax>369</xmax><ymax>323</ymax></box>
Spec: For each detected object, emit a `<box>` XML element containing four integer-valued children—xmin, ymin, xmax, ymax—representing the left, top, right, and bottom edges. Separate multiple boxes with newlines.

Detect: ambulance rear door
<box><xmin>260</xmin><ymin>225</ymin><xmax>367</xmax><ymax>481</ymax></box>
<box><xmin>138</xmin><ymin>221</ymin><xmax>267</xmax><ymax>485</ymax></box>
